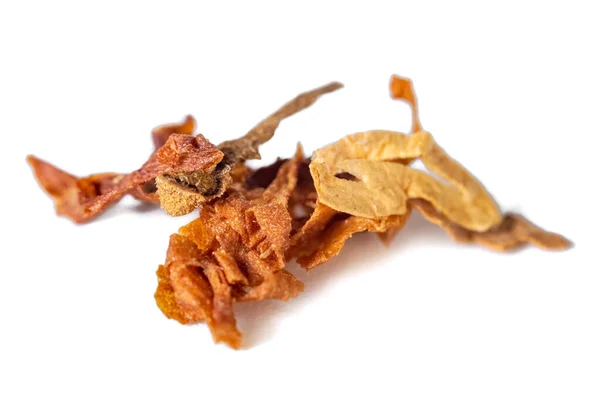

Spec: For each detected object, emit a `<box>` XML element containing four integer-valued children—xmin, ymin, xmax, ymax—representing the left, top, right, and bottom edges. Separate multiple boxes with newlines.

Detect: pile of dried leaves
<box><xmin>28</xmin><ymin>76</ymin><xmax>571</xmax><ymax>349</ymax></box>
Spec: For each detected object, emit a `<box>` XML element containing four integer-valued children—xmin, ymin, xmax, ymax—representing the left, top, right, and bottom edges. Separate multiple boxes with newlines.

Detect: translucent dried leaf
<box><xmin>410</xmin><ymin>199</ymin><xmax>572</xmax><ymax>251</ymax></box>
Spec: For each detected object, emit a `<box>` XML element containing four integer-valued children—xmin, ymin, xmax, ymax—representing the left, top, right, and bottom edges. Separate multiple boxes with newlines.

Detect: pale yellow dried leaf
<box><xmin>311</xmin><ymin>134</ymin><xmax>502</xmax><ymax>232</ymax></box>
<box><xmin>310</xmin><ymin>75</ymin><xmax>503</xmax><ymax>232</ymax></box>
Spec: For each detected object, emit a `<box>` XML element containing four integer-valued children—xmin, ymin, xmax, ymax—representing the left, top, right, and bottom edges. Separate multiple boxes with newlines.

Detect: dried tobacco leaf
<box><xmin>246</xmin><ymin>156</ymin><xmax>317</xmax><ymax>233</ymax></box>
<box><xmin>160</xmin><ymin>233</ymin><xmax>242</xmax><ymax>348</ymax></box>
<box><xmin>218</xmin><ymin>82</ymin><xmax>343</xmax><ymax>165</ymax></box>
<box><xmin>155</xmin><ymin>148</ymin><xmax>307</xmax><ymax>348</ymax></box>
<box><xmin>202</xmin><ymin>260</ymin><xmax>241</xmax><ymax>347</ymax></box>
<box><xmin>27</xmin><ymin>155</ymin><xmax>124</xmax><ymax>222</ymax></box>
<box><xmin>287</xmin><ymin>201</ymin><xmax>411</xmax><ymax>269</ymax></box>
<box><xmin>211</xmin><ymin>147</ymin><xmax>306</xmax><ymax>301</ymax></box>
<box><xmin>155</xmin><ymin>234</ymin><xmax>206</xmax><ymax>325</ymax></box>
<box><xmin>410</xmin><ymin>199</ymin><xmax>572</xmax><ymax>251</ymax></box>
<box><xmin>310</xmin><ymin>129</ymin><xmax>502</xmax><ymax>232</ymax></box>
<box><xmin>152</xmin><ymin>115</ymin><xmax>196</xmax><ymax>150</ymax></box>
<box><xmin>309</xmin><ymin>74</ymin><xmax>569</xmax><ymax>248</ymax></box>
<box><xmin>287</xmin><ymin>202</ymin><xmax>339</xmax><ymax>261</ymax></box>
<box><xmin>159</xmin><ymin>82</ymin><xmax>343</xmax><ymax>216</ymax></box>
<box><xmin>296</xmin><ymin>212</ymin><xmax>411</xmax><ymax>269</ymax></box>
<box><xmin>389</xmin><ymin>74</ymin><xmax>422</xmax><ymax>133</ymax></box>
<box><xmin>29</xmin><ymin>81</ymin><xmax>343</xmax><ymax>221</ymax></box>
<box><xmin>28</xmin><ymin>132</ymin><xmax>223</xmax><ymax>223</ymax></box>
<box><xmin>29</xmin><ymin>74</ymin><xmax>571</xmax><ymax>352</ymax></box>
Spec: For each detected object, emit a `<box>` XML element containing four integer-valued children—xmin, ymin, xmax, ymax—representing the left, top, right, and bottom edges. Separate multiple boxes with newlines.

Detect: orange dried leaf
<box><xmin>152</xmin><ymin>115</ymin><xmax>196</xmax><ymax>150</ymax></box>
<box><xmin>390</xmin><ymin>75</ymin><xmax>422</xmax><ymax>133</ymax></box>
<box><xmin>203</xmin><ymin>262</ymin><xmax>242</xmax><ymax>348</ymax></box>
<box><xmin>158</xmin><ymin>234</ymin><xmax>242</xmax><ymax>349</ymax></box>
<box><xmin>296</xmin><ymin>212</ymin><xmax>411</xmax><ymax>269</ymax></box>
<box><xmin>155</xmin><ymin>263</ymin><xmax>200</xmax><ymax>325</ymax></box>
<box><xmin>178</xmin><ymin>216</ymin><xmax>216</xmax><ymax>252</ymax></box>
<box><xmin>155</xmin><ymin>234</ymin><xmax>207</xmax><ymax>325</ymax></box>
<box><xmin>288</xmin><ymin>202</ymin><xmax>339</xmax><ymax>260</ymax></box>
<box><xmin>213</xmin><ymin>250</ymin><xmax>249</xmax><ymax>286</ymax></box>
<box><xmin>238</xmin><ymin>269</ymin><xmax>304</xmax><ymax>302</ymax></box>
<box><xmin>157</xmin><ymin>147</ymin><xmax>308</xmax><ymax>348</ymax></box>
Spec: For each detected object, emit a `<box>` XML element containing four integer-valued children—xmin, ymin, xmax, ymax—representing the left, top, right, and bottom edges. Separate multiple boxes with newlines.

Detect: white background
<box><xmin>1</xmin><ymin>1</ymin><xmax>598</xmax><ymax>399</ymax></box>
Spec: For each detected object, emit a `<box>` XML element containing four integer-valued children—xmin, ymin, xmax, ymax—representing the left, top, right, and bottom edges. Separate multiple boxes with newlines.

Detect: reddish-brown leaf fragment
<box><xmin>159</xmin><ymin>83</ymin><xmax>343</xmax><ymax>216</ymax></box>
<box><xmin>155</xmin><ymin>263</ymin><xmax>200</xmax><ymax>324</ymax></box>
<box><xmin>155</xmin><ymin>234</ymin><xmax>207</xmax><ymax>324</ymax></box>
<box><xmin>244</xmin><ymin>147</ymin><xmax>302</xmax><ymax>266</ymax></box>
<box><xmin>238</xmin><ymin>269</ymin><xmax>304</xmax><ymax>302</ymax></box>
<box><xmin>152</xmin><ymin>115</ymin><xmax>196</xmax><ymax>150</ymax></box>
<box><xmin>88</xmin><ymin>134</ymin><xmax>223</xmax><ymax>217</ymax></box>
<box><xmin>288</xmin><ymin>202</ymin><xmax>339</xmax><ymax>260</ymax></box>
<box><xmin>213</xmin><ymin>250</ymin><xmax>249</xmax><ymax>286</ymax></box>
<box><xmin>27</xmin><ymin>155</ymin><xmax>125</xmax><ymax>222</ymax></box>
<box><xmin>155</xmin><ymin>146</ymin><xmax>309</xmax><ymax>348</ymax></box>
<box><xmin>169</xmin><ymin>261</ymin><xmax>213</xmax><ymax>323</ymax></box>
<box><xmin>203</xmin><ymin>262</ymin><xmax>242</xmax><ymax>349</ymax></box>
<box><xmin>128</xmin><ymin>185</ymin><xmax>160</xmax><ymax>204</ymax></box>
<box><xmin>296</xmin><ymin>213</ymin><xmax>411</xmax><ymax>269</ymax></box>
<box><xmin>158</xmin><ymin>234</ymin><xmax>242</xmax><ymax>348</ymax></box>
<box><xmin>28</xmin><ymin>133</ymin><xmax>223</xmax><ymax>223</ymax></box>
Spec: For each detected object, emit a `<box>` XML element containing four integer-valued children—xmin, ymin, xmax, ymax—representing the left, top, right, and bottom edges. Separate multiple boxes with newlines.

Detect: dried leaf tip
<box><xmin>389</xmin><ymin>75</ymin><xmax>422</xmax><ymax>133</ymax></box>
<box><xmin>152</xmin><ymin>115</ymin><xmax>196</xmax><ymax>150</ymax></box>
